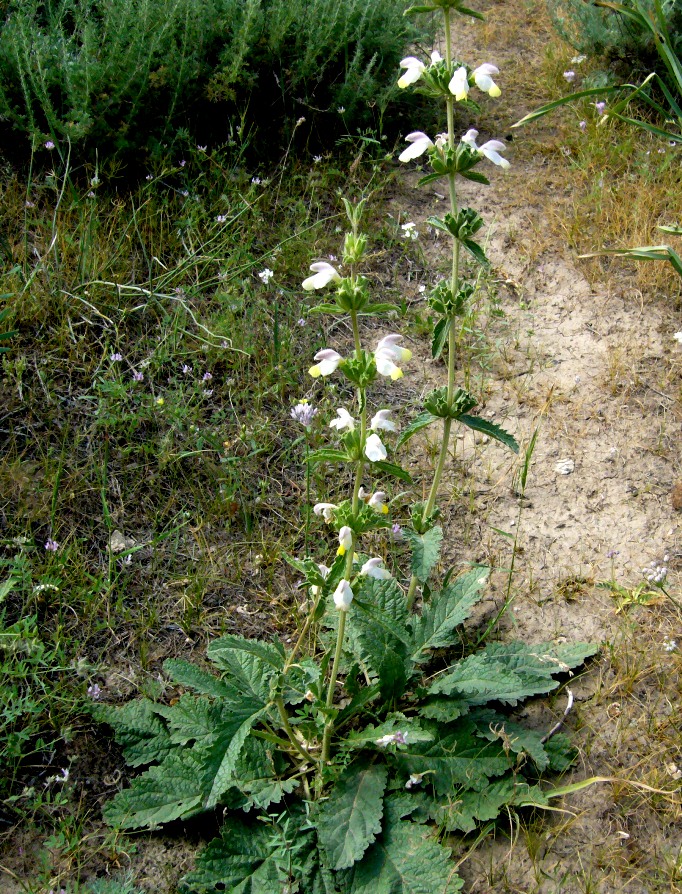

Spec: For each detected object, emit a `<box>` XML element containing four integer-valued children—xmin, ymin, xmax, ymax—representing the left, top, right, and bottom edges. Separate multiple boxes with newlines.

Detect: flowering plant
<box><xmin>95</xmin><ymin>4</ymin><xmax>597</xmax><ymax>891</ymax></box>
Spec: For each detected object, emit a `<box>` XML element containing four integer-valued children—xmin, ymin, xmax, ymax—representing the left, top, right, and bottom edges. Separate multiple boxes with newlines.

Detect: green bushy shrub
<box><xmin>0</xmin><ymin>0</ymin><xmax>432</xmax><ymax>158</ymax></box>
<box><xmin>547</xmin><ymin>0</ymin><xmax>682</xmax><ymax>71</ymax></box>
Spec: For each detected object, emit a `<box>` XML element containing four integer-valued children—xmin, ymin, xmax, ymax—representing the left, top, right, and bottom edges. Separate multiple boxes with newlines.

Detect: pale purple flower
<box><xmin>182</xmin><ymin>364</ymin><xmax>192</xmax><ymax>374</ymax></box>
<box><xmin>203</xmin><ymin>389</ymin><xmax>213</xmax><ymax>397</ymax></box>
<box><xmin>297</xmin><ymin>318</ymin><xmax>306</xmax><ymax>327</ymax></box>
<box><xmin>291</xmin><ymin>402</ymin><xmax>318</xmax><ymax>427</ymax></box>
<box><xmin>132</xmin><ymin>371</ymin><xmax>144</xmax><ymax>382</ymax></box>
<box><xmin>146</xmin><ymin>174</ymin><xmax>153</xmax><ymax>181</ymax></box>
<box><xmin>251</xmin><ymin>176</ymin><xmax>262</xmax><ymax>185</ymax></box>
<box><xmin>111</xmin><ymin>352</ymin><xmax>123</xmax><ymax>362</ymax></box>
<box><xmin>595</xmin><ymin>101</ymin><xmax>606</xmax><ymax>115</ymax></box>
<box><xmin>87</xmin><ymin>683</ymin><xmax>102</xmax><ymax>700</ymax></box>
<box><xmin>179</xmin><ymin>159</ymin><xmax>186</xmax><ymax>167</ymax></box>
<box><xmin>45</xmin><ymin>140</ymin><xmax>55</xmax><ymax>150</ymax></box>
<box><xmin>216</xmin><ymin>214</ymin><xmax>228</xmax><ymax>223</ymax></box>
<box><xmin>563</xmin><ymin>71</ymin><xmax>576</xmax><ymax>83</ymax></box>
<box><xmin>45</xmin><ymin>538</ymin><xmax>59</xmax><ymax>552</ymax></box>
<box><xmin>391</xmin><ymin>523</ymin><xmax>403</xmax><ymax>541</ymax></box>
<box><xmin>202</xmin><ymin>371</ymin><xmax>213</xmax><ymax>382</ymax></box>
<box><xmin>25</xmin><ymin>200</ymin><xmax>35</xmax><ymax>208</ymax></box>
<box><xmin>579</xmin><ymin>121</ymin><xmax>587</xmax><ymax>132</ymax></box>
<box><xmin>197</xmin><ymin>145</ymin><xmax>207</xmax><ymax>152</ymax></box>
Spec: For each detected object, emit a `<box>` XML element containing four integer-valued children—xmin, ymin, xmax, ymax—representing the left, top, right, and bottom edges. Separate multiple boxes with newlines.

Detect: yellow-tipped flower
<box><xmin>337</xmin><ymin>526</ymin><xmax>353</xmax><ymax>556</ymax></box>
<box><xmin>473</xmin><ymin>63</ymin><xmax>501</xmax><ymax>98</ymax></box>
<box><xmin>374</xmin><ymin>335</ymin><xmax>412</xmax><ymax>381</ymax></box>
<box><xmin>333</xmin><ymin>579</ymin><xmax>354</xmax><ymax>611</ymax></box>
<box><xmin>309</xmin><ymin>349</ymin><xmax>343</xmax><ymax>378</ymax></box>
<box><xmin>449</xmin><ymin>66</ymin><xmax>469</xmax><ymax>101</ymax></box>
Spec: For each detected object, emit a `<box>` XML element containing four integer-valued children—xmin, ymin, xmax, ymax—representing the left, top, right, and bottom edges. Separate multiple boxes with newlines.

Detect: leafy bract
<box><xmin>317</xmin><ymin>760</ymin><xmax>388</xmax><ymax>870</ymax></box>
<box><xmin>404</xmin><ymin>526</ymin><xmax>443</xmax><ymax>583</ymax></box>
<box><xmin>409</xmin><ymin>567</ymin><xmax>489</xmax><ymax>662</ymax></box>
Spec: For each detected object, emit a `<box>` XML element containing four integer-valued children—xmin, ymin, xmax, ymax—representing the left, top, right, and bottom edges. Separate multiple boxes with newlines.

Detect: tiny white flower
<box><xmin>368</xmin><ymin>491</ymin><xmax>389</xmax><ymax>514</ymax></box>
<box><xmin>309</xmin><ymin>348</ymin><xmax>343</xmax><ymax>377</ymax></box>
<box><xmin>430</xmin><ymin>50</ymin><xmax>443</xmax><ymax>64</ymax></box>
<box><xmin>360</xmin><ymin>557</ymin><xmax>392</xmax><ymax>579</ymax></box>
<box><xmin>571</xmin><ymin>54</ymin><xmax>587</xmax><ymax>64</ymax></box>
<box><xmin>302</xmin><ymin>261</ymin><xmax>341</xmax><ymax>291</ymax></box>
<box><xmin>449</xmin><ymin>66</ymin><xmax>469</xmax><ymax>101</ymax></box>
<box><xmin>405</xmin><ymin>773</ymin><xmax>425</xmax><ymax>789</ymax></box>
<box><xmin>398</xmin><ymin>56</ymin><xmax>426</xmax><ymax>88</ymax></box>
<box><xmin>673</xmin><ymin>331</ymin><xmax>682</xmax><ymax>344</ymax></box>
<box><xmin>313</xmin><ymin>502</ymin><xmax>337</xmax><ymax>522</ymax></box>
<box><xmin>333</xmin><ymin>579</ymin><xmax>354</xmax><ymax>611</ymax></box>
<box><xmin>259</xmin><ymin>268</ymin><xmax>274</xmax><ymax>284</ymax></box>
<box><xmin>337</xmin><ymin>526</ymin><xmax>353</xmax><ymax>555</ymax></box>
<box><xmin>398</xmin><ymin>131</ymin><xmax>434</xmax><ymax>163</ymax></box>
<box><xmin>370</xmin><ymin>409</ymin><xmax>396</xmax><ymax>432</ymax></box>
<box><xmin>473</xmin><ymin>63</ymin><xmax>501</xmax><ymax>97</ymax></box>
<box><xmin>401</xmin><ymin>221</ymin><xmax>418</xmax><ymax>240</ymax></box>
<box><xmin>329</xmin><ymin>408</ymin><xmax>355</xmax><ymax>432</ymax></box>
<box><xmin>365</xmin><ymin>433</ymin><xmax>387</xmax><ymax>462</ymax></box>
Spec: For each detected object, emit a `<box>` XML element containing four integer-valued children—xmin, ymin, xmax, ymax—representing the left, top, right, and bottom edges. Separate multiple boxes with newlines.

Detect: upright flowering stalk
<box><xmin>396</xmin><ymin>2</ymin><xmax>518</xmax><ymax>608</ymax></box>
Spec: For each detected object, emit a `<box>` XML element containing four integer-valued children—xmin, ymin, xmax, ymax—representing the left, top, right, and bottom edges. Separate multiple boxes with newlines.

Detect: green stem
<box><xmin>321</xmin><ymin>607</ymin><xmax>347</xmax><ymax>764</ymax></box>
<box><xmin>350</xmin><ymin>308</ymin><xmax>362</xmax><ymax>357</ymax></box>
<box><xmin>274</xmin><ymin>695</ymin><xmax>314</xmax><ymax>764</ymax></box>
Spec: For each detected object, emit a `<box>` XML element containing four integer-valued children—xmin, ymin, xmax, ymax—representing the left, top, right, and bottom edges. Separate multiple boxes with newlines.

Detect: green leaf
<box><xmin>163</xmin><ymin>658</ymin><xmax>233</xmax><ymax>698</ymax></box>
<box><xmin>92</xmin><ymin>699</ymin><xmax>173</xmax><ymax>768</ymax></box>
<box><xmin>202</xmin><ymin>703</ymin><xmax>267</xmax><ymax>807</ymax></box>
<box><xmin>419</xmin><ymin>697</ymin><xmax>470</xmax><ymax>722</ymax></box>
<box><xmin>362</xmin><ymin>303</ymin><xmax>397</xmax><ymax>315</ymax></box>
<box><xmin>435</xmin><ymin>777</ymin><xmax>523</xmax><ymax>833</ymax></box>
<box><xmin>457</xmin><ymin>414</ymin><xmax>519</xmax><ymax>453</ymax></box>
<box><xmin>370</xmin><ymin>459</ymin><xmax>413</xmax><ymax>483</ymax></box>
<box><xmin>349</xmin><ymin>577</ymin><xmax>412</xmax><ymax>700</ymax></box>
<box><xmin>103</xmin><ymin>750</ymin><xmax>207</xmax><ymax>829</ymax></box>
<box><xmin>180</xmin><ymin>818</ymin><xmax>281</xmax><ymax>893</ymax></box>
<box><xmin>459</xmin><ymin>170</ymin><xmax>490</xmax><ymax>185</ymax></box>
<box><xmin>348</xmin><ymin>816</ymin><xmax>462</xmax><ymax>893</ymax></box>
<box><xmin>394</xmin><ymin>727</ymin><xmax>512</xmax><ymax>795</ymax></box>
<box><xmin>344</xmin><ymin>714</ymin><xmax>434</xmax><ymax>750</ymax></box>
<box><xmin>396</xmin><ymin>412</ymin><xmax>437</xmax><ymax>449</ymax></box>
<box><xmin>317</xmin><ymin>760</ymin><xmax>388</xmax><ymax>870</ymax></box>
<box><xmin>404</xmin><ymin>526</ymin><xmax>443</xmax><ymax>583</ymax></box>
<box><xmin>461</xmin><ymin>238</ymin><xmax>490</xmax><ymax>268</ymax></box>
<box><xmin>482</xmin><ymin>640</ymin><xmax>599</xmax><ymax>679</ymax></box>
<box><xmin>544</xmin><ymin>733</ymin><xmax>578</xmax><ymax>772</ymax></box>
<box><xmin>235</xmin><ymin>738</ymin><xmax>299</xmax><ymax>810</ymax></box>
<box><xmin>309</xmin><ymin>303</ymin><xmax>344</xmax><ymax>314</ymax></box>
<box><xmin>471</xmin><ymin>709</ymin><xmax>550</xmax><ymax>770</ymax></box>
<box><xmin>432</xmin><ymin>318</ymin><xmax>450</xmax><ymax>360</ymax></box>
<box><xmin>409</xmin><ymin>567</ymin><xmax>490</xmax><ymax>662</ymax></box>
<box><xmin>155</xmin><ymin>695</ymin><xmax>222</xmax><ymax>746</ymax></box>
<box><xmin>207</xmin><ymin>634</ymin><xmax>283</xmax><ymax>702</ymax></box>
<box><xmin>308</xmin><ymin>449</ymin><xmax>351</xmax><ymax>465</ymax></box>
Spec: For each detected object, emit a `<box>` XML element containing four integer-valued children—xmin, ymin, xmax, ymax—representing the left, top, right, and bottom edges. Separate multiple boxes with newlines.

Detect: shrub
<box><xmin>547</xmin><ymin>0</ymin><xmax>682</xmax><ymax>73</ymax></box>
<box><xmin>0</xmin><ymin>0</ymin><xmax>433</xmax><ymax>159</ymax></box>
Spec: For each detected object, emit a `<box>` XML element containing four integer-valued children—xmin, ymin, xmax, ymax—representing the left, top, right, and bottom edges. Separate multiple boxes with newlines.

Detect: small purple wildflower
<box><xmin>146</xmin><ymin>174</ymin><xmax>153</xmax><ymax>181</ymax></box>
<box><xmin>595</xmin><ymin>101</ymin><xmax>606</xmax><ymax>115</ymax></box>
<box><xmin>25</xmin><ymin>200</ymin><xmax>35</xmax><ymax>208</ymax></box>
<box><xmin>202</xmin><ymin>371</ymin><xmax>213</xmax><ymax>382</ymax></box>
<box><xmin>132</xmin><ymin>371</ymin><xmax>144</xmax><ymax>382</ymax></box>
<box><xmin>197</xmin><ymin>145</ymin><xmax>207</xmax><ymax>152</ymax></box>
<box><xmin>182</xmin><ymin>364</ymin><xmax>192</xmax><ymax>374</ymax></box>
<box><xmin>251</xmin><ymin>176</ymin><xmax>262</xmax><ymax>185</ymax></box>
<box><xmin>579</xmin><ymin>121</ymin><xmax>587</xmax><ymax>132</ymax></box>
<box><xmin>216</xmin><ymin>214</ymin><xmax>228</xmax><ymax>223</ymax></box>
<box><xmin>87</xmin><ymin>683</ymin><xmax>102</xmax><ymax>699</ymax></box>
<box><xmin>563</xmin><ymin>71</ymin><xmax>576</xmax><ymax>83</ymax></box>
<box><xmin>391</xmin><ymin>523</ymin><xmax>403</xmax><ymax>541</ymax></box>
<box><xmin>45</xmin><ymin>140</ymin><xmax>55</xmax><ymax>150</ymax></box>
<box><xmin>179</xmin><ymin>159</ymin><xmax>186</xmax><ymax>167</ymax></box>
<box><xmin>45</xmin><ymin>538</ymin><xmax>59</xmax><ymax>552</ymax></box>
<box><xmin>291</xmin><ymin>402</ymin><xmax>318</xmax><ymax>427</ymax></box>
<box><xmin>111</xmin><ymin>352</ymin><xmax>123</xmax><ymax>362</ymax></box>
<box><xmin>297</xmin><ymin>317</ymin><xmax>306</xmax><ymax>327</ymax></box>
<box><xmin>202</xmin><ymin>389</ymin><xmax>214</xmax><ymax>397</ymax></box>
<box><xmin>606</xmin><ymin>549</ymin><xmax>620</xmax><ymax>559</ymax></box>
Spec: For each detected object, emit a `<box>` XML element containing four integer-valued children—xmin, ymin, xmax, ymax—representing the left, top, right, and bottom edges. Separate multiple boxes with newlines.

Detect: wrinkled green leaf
<box><xmin>404</xmin><ymin>526</ymin><xmax>442</xmax><ymax>582</ymax></box>
<box><xmin>458</xmin><ymin>414</ymin><xmax>519</xmax><ymax>453</ymax></box>
<box><xmin>163</xmin><ymin>659</ymin><xmax>232</xmax><ymax>698</ymax></box>
<box><xmin>396</xmin><ymin>412</ymin><xmax>437</xmax><ymax>449</ymax></box>
<box><xmin>317</xmin><ymin>760</ymin><xmax>388</xmax><ymax>870</ymax></box>
<box><xmin>92</xmin><ymin>699</ymin><xmax>172</xmax><ymax>768</ymax></box>
<box><xmin>432</xmin><ymin>318</ymin><xmax>450</xmax><ymax>360</ymax></box>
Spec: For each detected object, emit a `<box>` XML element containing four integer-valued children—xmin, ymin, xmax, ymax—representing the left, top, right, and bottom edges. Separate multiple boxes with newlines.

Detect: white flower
<box><xmin>309</xmin><ymin>349</ymin><xmax>343</xmax><ymax>377</ymax></box>
<box><xmin>368</xmin><ymin>491</ymin><xmax>389</xmax><ymax>514</ymax></box>
<box><xmin>311</xmin><ymin>563</ymin><xmax>331</xmax><ymax>596</ymax></box>
<box><xmin>571</xmin><ymin>54</ymin><xmax>587</xmax><ymax>64</ymax></box>
<box><xmin>360</xmin><ymin>557</ymin><xmax>391</xmax><ymax>579</ymax></box>
<box><xmin>259</xmin><ymin>268</ymin><xmax>274</xmax><ymax>284</ymax></box>
<box><xmin>370</xmin><ymin>409</ymin><xmax>396</xmax><ymax>432</ymax></box>
<box><xmin>302</xmin><ymin>262</ymin><xmax>341</xmax><ymax>291</ymax></box>
<box><xmin>480</xmin><ymin>139</ymin><xmax>510</xmax><ymax>168</ymax></box>
<box><xmin>449</xmin><ymin>66</ymin><xmax>469</xmax><ymax>101</ymax></box>
<box><xmin>333</xmin><ymin>579</ymin><xmax>354</xmax><ymax>611</ymax></box>
<box><xmin>473</xmin><ymin>63</ymin><xmax>501</xmax><ymax>97</ymax></box>
<box><xmin>405</xmin><ymin>773</ymin><xmax>425</xmax><ymax>789</ymax></box>
<box><xmin>461</xmin><ymin>128</ymin><xmax>479</xmax><ymax>149</ymax></box>
<box><xmin>329</xmin><ymin>408</ymin><xmax>355</xmax><ymax>432</ymax></box>
<box><xmin>365</xmin><ymin>433</ymin><xmax>387</xmax><ymax>462</ymax></box>
<box><xmin>401</xmin><ymin>221</ymin><xmax>418</xmax><ymax>240</ymax></box>
<box><xmin>398</xmin><ymin>56</ymin><xmax>426</xmax><ymax>88</ymax></box>
<box><xmin>673</xmin><ymin>331</ymin><xmax>682</xmax><ymax>344</ymax></box>
<box><xmin>313</xmin><ymin>502</ymin><xmax>337</xmax><ymax>522</ymax></box>
<box><xmin>398</xmin><ymin>131</ymin><xmax>434</xmax><ymax>163</ymax></box>
<box><xmin>375</xmin><ymin>335</ymin><xmax>412</xmax><ymax>380</ymax></box>
<box><xmin>337</xmin><ymin>526</ymin><xmax>353</xmax><ymax>555</ymax></box>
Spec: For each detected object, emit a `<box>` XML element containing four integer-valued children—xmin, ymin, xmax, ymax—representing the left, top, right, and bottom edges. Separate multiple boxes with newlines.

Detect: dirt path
<box><xmin>389</xmin><ymin>1</ymin><xmax>681</xmax><ymax>890</ymax></box>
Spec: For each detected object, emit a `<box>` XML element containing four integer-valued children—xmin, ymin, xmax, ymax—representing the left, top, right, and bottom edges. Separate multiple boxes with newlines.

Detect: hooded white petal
<box><xmin>313</xmin><ymin>502</ymin><xmax>337</xmax><ymax>521</ymax></box>
<box><xmin>448</xmin><ymin>66</ymin><xmax>469</xmax><ymax>101</ymax></box>
<box><xmin>398</xmin><ymin>131</ymin><xmax>434</xmax><ymax>163</ymax></box>
<box><xmin>329</xmin><ymin>407</ymin><xmax>355</xmax><ymax>432</ymax></box>
<box><xmin>333</xmin><ymin>579</ymin><xmax>354</xmax><ymax>611</ymax></box>
<box><xmin>473</xmin><ymin>63</ymin><xmax>501</xmax><ymax>97</ymax></box>
<box><xmin>365</xmin><ymin>433</ymin><xmax>387</xmax><ymax>462</ymax></box>
<box><xmin>374</xmin><ymin>351</ymin><xmax>403</xmax><ymax>380</ymax></box>
<box><xmin>302</xmin><ymin>262</ymin><xmax>341</xmax><ymax>291</ymax></box>
<box><xmin>430</xmin><ymin>50</ymin><xmax>443</xmax><ymax>64</ymax></box>
<box><xmin>461</xmin><ymin>128</ymin><xmax>479</xmax><ymax>149</ymax></box>
<box><xmin>376</xmin><ymin>334</ymin><xmax>412</xmax><ymax>363</ymax></box>
<box><xmin>370</xmin><ymin>409</ymin><xmax>396</xmax><ymax>432</ymax></box>
<box><xmin>360</xmin><ymin>557</ymin><xmax>392</xmax><ymax>579</ymax></box>
<box><xmin>368</xmin><ymin>491</ymin><xmax>389</xmax><ymax>514</ymax></box>
<box><xmin>309</xmin><ymin>348</ymin><xmax>343</xmax><ymax>377</ymax></box>
<box><xmin>397</xmin><ymin>56</ymin><xmax>425</xmax><ymax>88</ymax></box>
<box><xmin>480</xmin><ymin>140</ymin><xmax>510</xmax><ymax>168</ymax></box>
